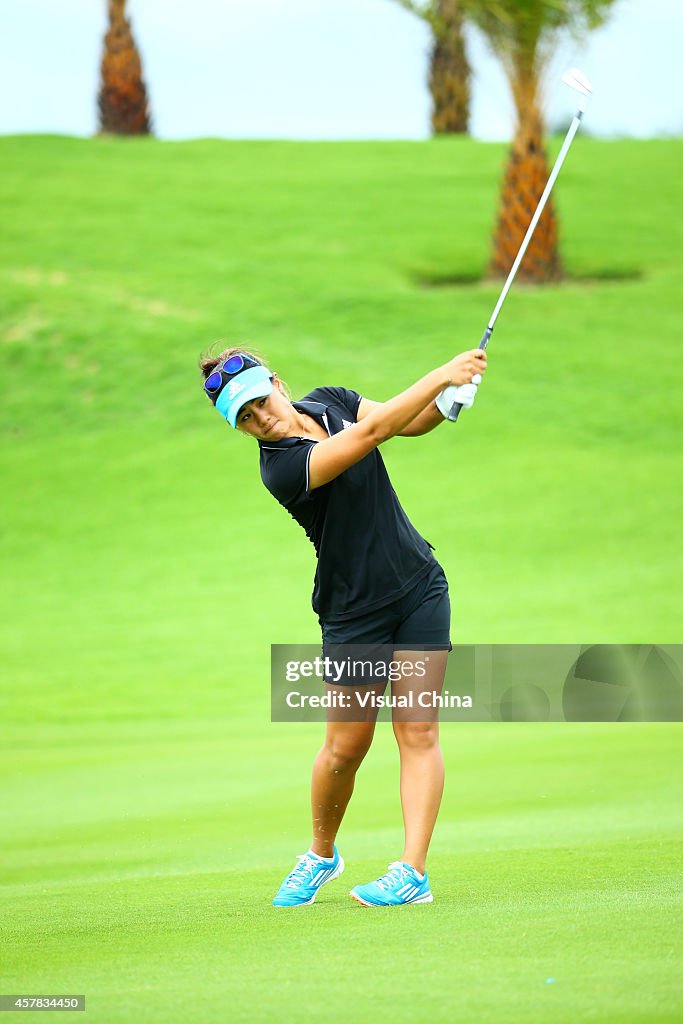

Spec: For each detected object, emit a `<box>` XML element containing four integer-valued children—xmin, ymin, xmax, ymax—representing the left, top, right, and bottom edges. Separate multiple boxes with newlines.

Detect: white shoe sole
<box><xmin>350</xmin><ymin>889</ymin><xmax>433</xmax><ymax>907</ymax></box>
<box><xmin>273</xmin><ymin>856</ymin><xmax>345</xmax><ymax>907</ymax></box>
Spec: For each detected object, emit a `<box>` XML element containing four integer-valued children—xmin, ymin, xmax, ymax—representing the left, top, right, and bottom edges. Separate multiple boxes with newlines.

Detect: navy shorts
<box><xmin>320</xmin><ymin>560</ymin><xmax>451</xmax><ymax>656</ymax></box>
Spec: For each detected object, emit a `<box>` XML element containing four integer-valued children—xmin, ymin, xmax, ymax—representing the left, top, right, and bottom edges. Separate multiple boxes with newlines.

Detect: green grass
<box><xmin>1</xmin><ymin>135</ymin><xmax>681</xmax><ymax>1022</ymax></box>
<box><xmin>3</xmin><ymin>722</ymin><xmax>681</xmax><ymax>1023</ymax></box>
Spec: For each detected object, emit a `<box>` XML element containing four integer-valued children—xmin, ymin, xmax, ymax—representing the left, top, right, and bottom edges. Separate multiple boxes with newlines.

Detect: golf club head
<box><xmin>562</xmin><ymin>68</ymin><xmax>592</xmax><ymax>97</ymax></box>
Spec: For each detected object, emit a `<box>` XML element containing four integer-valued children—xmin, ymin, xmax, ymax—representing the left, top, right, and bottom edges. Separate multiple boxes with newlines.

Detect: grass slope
<box><xmin>1</xmin><ymin>136</ymin><xmax>681</xmax><ymax>1022</ymax></box>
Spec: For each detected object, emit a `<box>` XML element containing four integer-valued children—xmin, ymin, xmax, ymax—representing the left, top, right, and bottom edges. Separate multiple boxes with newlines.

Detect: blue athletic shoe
<box><xmin>350</xmin><ymin>861</ymin><xmax>433</xmax><ymax>906</ymax></box>
<box><xmin>272</xmin><ymin>846</ymin><xmax>344</xmax><ymax>907</ymax></box>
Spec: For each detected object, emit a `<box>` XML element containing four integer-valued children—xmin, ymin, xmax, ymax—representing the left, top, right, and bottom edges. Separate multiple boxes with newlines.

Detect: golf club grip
<box><xmin>449</xmin><ymin>327</ymin><xmax>492</xmax><ymax>422</ymax></box>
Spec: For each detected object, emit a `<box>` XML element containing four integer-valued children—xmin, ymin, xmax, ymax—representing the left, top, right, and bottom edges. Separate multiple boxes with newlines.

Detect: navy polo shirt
<box><xmin>258</xmin><ymin>386</ymin><xmax>435</xmax><ymax>622</ymax></box>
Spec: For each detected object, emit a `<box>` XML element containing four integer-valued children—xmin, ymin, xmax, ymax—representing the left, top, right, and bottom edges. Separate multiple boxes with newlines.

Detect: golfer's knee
<box><xmin>393</xmin><ymin>721</ymin><xmax>439</xmax><ymax>751</ymax></box>
<box><xmin>322</xmin><ymin>733</ymin><xmax>372</xmax><ymax>773</ymax></box>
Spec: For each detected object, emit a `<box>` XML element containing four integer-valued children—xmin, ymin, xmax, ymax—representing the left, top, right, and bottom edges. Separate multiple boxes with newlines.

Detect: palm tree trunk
<box><xmin>489</xmin><ymin>81</ymin><xmax>561</xmax><ymax>282</ymax></box>
<box><xmin>429</xmin><ymin>0</ymin><xmax>470</xmax><ymax>135</ymax></box>
<box><xmin>98</xmin><ymin>0</ymin><xmax>152</xmax><ymax>135</ymax></box>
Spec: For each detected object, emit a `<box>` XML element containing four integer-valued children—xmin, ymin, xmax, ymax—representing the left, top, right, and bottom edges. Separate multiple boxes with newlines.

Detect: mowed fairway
<box><xmin>1</xmin><ymin>136</ymin><xmax>682</xmax><ymax>1022</ymax></box>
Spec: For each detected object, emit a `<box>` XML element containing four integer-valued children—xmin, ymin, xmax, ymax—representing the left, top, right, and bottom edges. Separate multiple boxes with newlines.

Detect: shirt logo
<box><xmin>228</xmin><ymin>380</ymin><xmax>246</xmax><ymax>399</ymax></box>
<box><xmin>342</xmin><ymin>419</ymin><xmax>353</xmax><ymax>430</ymax></box>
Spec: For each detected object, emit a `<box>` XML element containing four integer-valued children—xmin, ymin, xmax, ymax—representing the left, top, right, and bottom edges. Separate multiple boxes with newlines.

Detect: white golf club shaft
<box><xmin>449</xmin><ymin>89</ymin><xmax>590</xmax><ymax>421</ymax></box>
<box><xmin>489</xmin><ymin>96</ymin><xmax>589</xmax><ymax>331</ymax></box>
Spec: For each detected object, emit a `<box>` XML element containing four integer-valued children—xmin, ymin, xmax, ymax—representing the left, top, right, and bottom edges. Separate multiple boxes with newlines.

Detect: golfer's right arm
<box><xmin>308</xmin><ymin>350</ymin><xmax>484</xmax><ymax>491</ymax></box>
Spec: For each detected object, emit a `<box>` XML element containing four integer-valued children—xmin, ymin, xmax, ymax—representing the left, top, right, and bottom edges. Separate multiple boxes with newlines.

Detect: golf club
<box><xmin>447</xmin><ymin>68</ymin><xmax>593</xmax><ymax>421</ymax></box>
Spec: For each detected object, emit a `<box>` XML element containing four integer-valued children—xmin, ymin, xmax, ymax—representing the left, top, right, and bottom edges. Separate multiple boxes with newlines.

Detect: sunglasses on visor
<box><xmin>203</xmin><ymin>353</ymin><xmax>262</xmax><ymax>396</ymax></box>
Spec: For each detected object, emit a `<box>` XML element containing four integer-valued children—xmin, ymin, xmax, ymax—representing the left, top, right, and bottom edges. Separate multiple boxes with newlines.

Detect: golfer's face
<box><xmin>236</xmin><ymin>385</ymin><xmax>291</xmax><ymax>441</ymax></box>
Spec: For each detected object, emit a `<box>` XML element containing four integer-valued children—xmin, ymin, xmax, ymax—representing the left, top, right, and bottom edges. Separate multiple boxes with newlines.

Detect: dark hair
<box><xmin>198</xmin><ymin>343</ymin><xmax>292</xmax><ymax>400</ymax></box>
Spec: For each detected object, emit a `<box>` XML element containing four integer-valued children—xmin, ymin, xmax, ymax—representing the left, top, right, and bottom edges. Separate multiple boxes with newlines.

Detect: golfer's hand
<box><xmin>443</xmin><ymin>349</ymin><xmax>487</xmax><ymax>386</ymax></box>
<box><xmin>436</xmin><ymin>375</ymin><xmax>482</xmax><ymax>419</ymax></box>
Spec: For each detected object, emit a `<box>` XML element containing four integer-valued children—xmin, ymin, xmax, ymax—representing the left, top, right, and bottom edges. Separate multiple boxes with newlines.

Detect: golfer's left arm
<box><xmin>356</xmin><ymin>397</ymin><xmax>445</xmax><ymax>436</ymax></box>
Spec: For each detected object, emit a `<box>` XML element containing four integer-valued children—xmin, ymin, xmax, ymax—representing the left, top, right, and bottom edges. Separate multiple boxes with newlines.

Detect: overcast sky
<box><xmin>1</xmin><ymin>0</ymin><xmax>682</xmax><ymax>140</ymax></box>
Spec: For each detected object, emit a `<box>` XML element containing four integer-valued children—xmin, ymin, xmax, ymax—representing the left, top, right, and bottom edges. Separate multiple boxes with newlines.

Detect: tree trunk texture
<box><xmin>429</xmin><ymin>0</ymin><xmax>470</xmax><ymax>135</ymax></box>
<box><xmin>98</xmin><ymin>0</ymin><xmax>152</xmax><ymax>135</ymax></box>
<box><xmin>489</xmin><ymin>105</ymin><xmax>562</xmax><ymax>282</ymax></box>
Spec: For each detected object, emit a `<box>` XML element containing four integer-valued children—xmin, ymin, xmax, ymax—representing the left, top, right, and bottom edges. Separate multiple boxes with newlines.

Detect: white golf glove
<box><xmin>436</xmin><ymin>374</ymin><xmax>482</xmax><ymax>420</ymax></box>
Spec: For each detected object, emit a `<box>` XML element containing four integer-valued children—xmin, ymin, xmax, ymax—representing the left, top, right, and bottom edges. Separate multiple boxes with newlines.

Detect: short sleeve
<box><xmin>261</xmin><ymin>442</ymin><xmax>317</xmax><ymax>507</ymax></box>
<box><xmin>308</xmin><ymin>386</ymin><xmax>362</xmax><ymax>420</ymax></box>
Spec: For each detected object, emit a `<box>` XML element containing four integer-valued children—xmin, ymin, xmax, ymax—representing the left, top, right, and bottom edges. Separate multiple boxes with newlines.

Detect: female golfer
<box><xmin>200</xmin><ymin>345</ymin><xmax>486</xmax><ymax>906</ymax></box>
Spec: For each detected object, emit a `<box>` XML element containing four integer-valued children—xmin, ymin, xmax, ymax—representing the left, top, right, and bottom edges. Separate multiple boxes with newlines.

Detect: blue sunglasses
<box><xmin>203</xmin><ymin>353</ymin><xmax>261</xmax><ymax>397</ymax></box>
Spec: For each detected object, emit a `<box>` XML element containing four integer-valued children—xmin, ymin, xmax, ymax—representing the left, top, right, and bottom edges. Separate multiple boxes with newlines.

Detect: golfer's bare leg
<box><xmin>310</xmin><ymin>685</ymin><xmax>383</xmax><ymax>858</ymax></box>
<box><xmin>391</xmin><ymin>651</ymin><xmax>448</xmax><ymax>875</ymax></box>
